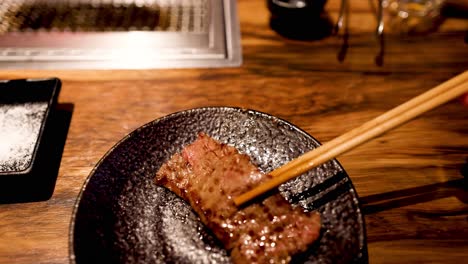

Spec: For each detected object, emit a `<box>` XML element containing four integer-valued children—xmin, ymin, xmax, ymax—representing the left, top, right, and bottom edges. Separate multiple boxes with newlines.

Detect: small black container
<box><xmin>0</xmin><ymin>78</ymin><xmax>62</xmax><ymax>203</ymax></box>
<box><xmin>268</xmin><ymin>0</ymin><xmax>332</xmax><ymax>40</ymax></box>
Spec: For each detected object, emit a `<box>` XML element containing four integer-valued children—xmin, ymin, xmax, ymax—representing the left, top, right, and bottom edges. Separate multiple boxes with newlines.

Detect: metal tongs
<box><xmin>334</xmin><ymin>0</ymin><xmax>385</xmax><ymax>66</ymax></box>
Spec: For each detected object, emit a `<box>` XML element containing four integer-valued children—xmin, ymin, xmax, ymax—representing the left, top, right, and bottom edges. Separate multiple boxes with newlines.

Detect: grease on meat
<box><xmin>155</xmin><ymin>133</ymin><xmax>321</xmax><ymax>263</ymax></box>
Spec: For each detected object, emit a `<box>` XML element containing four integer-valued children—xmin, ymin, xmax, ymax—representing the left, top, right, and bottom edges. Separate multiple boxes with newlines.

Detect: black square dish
<box><xmin>0</xmin><ymin>78</ymin><xmax>62</xmax><ymax>203</ymax></box>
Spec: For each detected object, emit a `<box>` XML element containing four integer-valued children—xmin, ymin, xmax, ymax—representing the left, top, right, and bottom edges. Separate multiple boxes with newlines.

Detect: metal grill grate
<box><xmin>0</xmin><ymin>0</ymin><xmax>241</xmax><ymax>69</ymax></box>
<box><xmin>0</xmin><ymin>0</ymin><xmax>209</xmax><ymax>34</ymax></box>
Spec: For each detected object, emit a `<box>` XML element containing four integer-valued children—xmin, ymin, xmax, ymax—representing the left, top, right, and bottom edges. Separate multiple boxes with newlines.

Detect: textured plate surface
<box><xmin>70</xmin><ymin>107</ymin><xmax>367</xmax><ymax>264</ymax></box>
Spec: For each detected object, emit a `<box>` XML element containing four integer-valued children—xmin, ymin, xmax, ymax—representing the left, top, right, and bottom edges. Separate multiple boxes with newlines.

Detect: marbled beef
<box><xmin>155</xmin><ymin>133</ymin><xmax>321</xmax><ymax>263</ymax></box>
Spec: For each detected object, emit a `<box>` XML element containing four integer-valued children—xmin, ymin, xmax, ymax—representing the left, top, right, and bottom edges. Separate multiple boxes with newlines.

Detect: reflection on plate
<box><xmin>70</xmin><ymin>107</ymin><xmax>367</xmax><ymax>263</ymax></box>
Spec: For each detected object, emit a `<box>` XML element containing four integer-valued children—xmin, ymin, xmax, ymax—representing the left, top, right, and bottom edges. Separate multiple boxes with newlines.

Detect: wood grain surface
<box><xmin>1</xmin><ymin>0</ymin><xmax>467</xmax><ymax>263</ymax></box>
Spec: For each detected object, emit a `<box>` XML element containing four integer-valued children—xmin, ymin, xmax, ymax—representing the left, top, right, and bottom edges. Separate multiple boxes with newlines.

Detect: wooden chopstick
<box><xmin>269</xmin><ymin>71</ymin><xmax>468</xmax><ymax>179</ymax></box>
<box><xmin>233</xmin><ymin>71</ymin><xmax>468</xmax><ymax>207</ymax></box>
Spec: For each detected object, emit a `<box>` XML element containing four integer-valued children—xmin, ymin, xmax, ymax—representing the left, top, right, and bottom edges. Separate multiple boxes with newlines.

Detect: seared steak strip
<box><xmin>155</xmin><ymin>133</ymin><xmax>321</xmax><ymax>263</ymax></box>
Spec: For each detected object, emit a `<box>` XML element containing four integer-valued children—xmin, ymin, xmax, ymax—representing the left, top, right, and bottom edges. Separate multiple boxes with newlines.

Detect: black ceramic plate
<box><xmin>70</xmin><ymin>107</ymin><xmax>367</xmax><ymax>264</ymax></box>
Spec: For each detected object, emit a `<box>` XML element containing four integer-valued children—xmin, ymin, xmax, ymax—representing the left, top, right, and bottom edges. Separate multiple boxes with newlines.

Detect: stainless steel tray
<box><xmin>0</xmin><ymin>0</ymin><xmax>241</xmax><ymax>69</ymax></box>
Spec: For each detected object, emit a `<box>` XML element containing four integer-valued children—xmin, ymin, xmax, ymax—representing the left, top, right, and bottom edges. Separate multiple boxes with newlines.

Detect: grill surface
<box><xmin>0</xmin><ymin>0</ymin><xmax>241</xmax><ymax>69</ymax></box>
<box><xmin>0</xmin><ymin>0</ymin><xmax>209</xmax><ymax>33</ymax></box>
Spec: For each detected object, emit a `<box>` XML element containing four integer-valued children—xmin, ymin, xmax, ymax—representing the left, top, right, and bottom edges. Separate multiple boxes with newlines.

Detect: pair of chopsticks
<box><xmin>234</xmin><ymin>71</ymin><xmax>468</xmax><ymax>207</ymax></box>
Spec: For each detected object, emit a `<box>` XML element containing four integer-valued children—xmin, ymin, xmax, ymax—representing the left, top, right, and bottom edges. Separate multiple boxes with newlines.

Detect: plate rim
<box><xmin>68</xmin><ymin>106</ymin><xmax>368</xmax><ymax>263</ymax></box>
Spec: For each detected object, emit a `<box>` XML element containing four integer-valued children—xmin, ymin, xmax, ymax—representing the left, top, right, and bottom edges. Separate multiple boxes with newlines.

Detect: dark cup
<box><xmin>268</xmin><ymin>0</ymin><xmax>327</xmax><ymax>18</ymax></box>
<box><xmin>267</xmin><ymin>0</ymin><xmax>332</xmax><ymax>40</ymax></box>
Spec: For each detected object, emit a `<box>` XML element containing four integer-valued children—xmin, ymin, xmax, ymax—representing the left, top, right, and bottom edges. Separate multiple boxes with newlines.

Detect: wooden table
<box><xmin>1</xmin><ymin>0</ymin><xmax>467</xmax><ymax>263</ymax></box>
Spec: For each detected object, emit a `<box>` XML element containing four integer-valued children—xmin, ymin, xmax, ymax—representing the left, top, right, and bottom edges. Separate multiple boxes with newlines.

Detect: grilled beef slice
<box><xmin>155</xmin><ymin>133</ymin><xmax>321</xmax><ymax>263</ymax></box>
